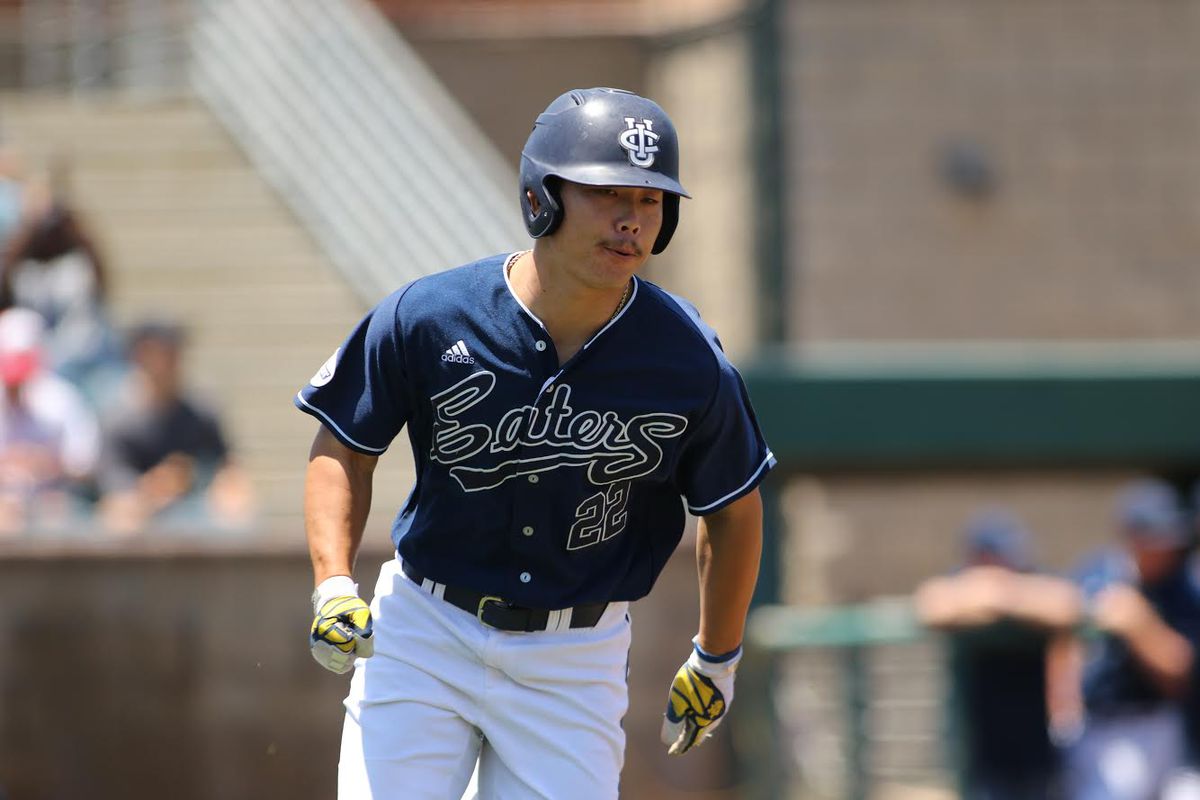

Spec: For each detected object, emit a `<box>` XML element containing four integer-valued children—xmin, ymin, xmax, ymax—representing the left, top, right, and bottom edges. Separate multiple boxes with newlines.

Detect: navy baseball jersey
<box><xmin>1075</xmin><ymin>549</ymin><xmax>1200</xmax><ymax>713</ymax></box>
<box><xmin>295</xmin><ymin>252</ymin><xmax>775</xmax><ymax>608</ymax></box>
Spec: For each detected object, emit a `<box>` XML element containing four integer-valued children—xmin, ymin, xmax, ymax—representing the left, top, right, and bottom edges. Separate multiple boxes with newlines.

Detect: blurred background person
<box><xmin>97</xmin><ymin>321</ymin><xmax>254</xmax><ymax>535</ymax></box>
<box><xmin>0</xmin><ymin>306</ymin><xmax>99</xmax><ymax>534</ymax></box>
<box><xmin>0</xmin><ymin>191</ymin><xmax>122</xmax><ymax>403</ymax></box>
<box><xmin>0</xmin><ymin>145</ymin><xmax>30</xmax><ymax>252</ymax></box>
<box><xmin>1067</xmin><ymin>479</ymin><xmax>1200</xmax><ymax>800</ymax></box>
<box><xmin>1166</xmin><ymin>481</ymin><xmax>1200</xmax><ymax>800</ymax></box>
<box><xmin>915</xmin><ymin>509</ymin><xmax>1082</xmax><ymax>800</ymax></box>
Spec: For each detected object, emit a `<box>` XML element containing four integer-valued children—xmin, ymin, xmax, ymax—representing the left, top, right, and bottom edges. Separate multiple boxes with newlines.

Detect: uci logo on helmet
<box><xmin>619</xmin><ymin>117</ymin><xmax>660</xmax><ymax>168</ymax></box>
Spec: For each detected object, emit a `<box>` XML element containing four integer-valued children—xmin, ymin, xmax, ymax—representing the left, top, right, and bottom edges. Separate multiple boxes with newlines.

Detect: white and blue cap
<box><xmin>1117</xmin><ymin>478</ymin><xmax>1189</xmax><ymax>549</ymax></box>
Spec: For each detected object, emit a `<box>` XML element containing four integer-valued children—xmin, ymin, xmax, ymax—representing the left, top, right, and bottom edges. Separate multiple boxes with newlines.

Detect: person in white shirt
<box><xmin>0</xmin><ymin>307</ymin><xmax>99</xmax><ymax>533</ymax></box>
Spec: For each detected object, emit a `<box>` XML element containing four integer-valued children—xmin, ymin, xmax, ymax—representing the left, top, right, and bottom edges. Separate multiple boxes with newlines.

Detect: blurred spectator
<box><xmin>98</xmin><ymin>321</ymin><xmax>254</xmax><ymax>534</ymax></box>
<box><xmin>0</xmin><ymin>147</ymin><xmax>27</xmax><ymax>250</ymax></box>
<box><xmin>0</xmin><ymin>307</ymin><xmax>99</xmax><ymax>534</ymax></box>
<box><xmin>915</xmin><ymin>509</ymin><xmax>1082</xmax><ymax>800</ymax></box>
<box><xmin>1066</xmin><ymin>479</ymin><xmax>1200</xmax><ymax>800</ymax></box>
<box><xmin>0</xmin><ymin>196</ymin><xmax>122</xmax><ymax>401</ymax></box>
<box><xmin>1170</xmin><ymin>480</ymin><xmax>1200</xmax><ymax>798</ymax></box>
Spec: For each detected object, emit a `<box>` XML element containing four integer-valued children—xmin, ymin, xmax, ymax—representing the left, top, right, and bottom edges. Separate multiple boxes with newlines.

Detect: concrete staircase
<box><xmin>0</xmin><ymin>93</ymin><xmax>416</xmax><ymax>538</ymax></box>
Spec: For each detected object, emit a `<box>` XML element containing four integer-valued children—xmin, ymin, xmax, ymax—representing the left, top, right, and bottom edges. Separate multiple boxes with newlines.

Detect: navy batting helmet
<box><xmin>520</xmin><ymin>87</ymin><xmax>690</xmax><ymax>255</ymax></box>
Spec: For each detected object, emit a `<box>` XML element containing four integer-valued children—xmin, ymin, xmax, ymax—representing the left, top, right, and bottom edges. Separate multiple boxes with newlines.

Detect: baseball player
<box><xmin>296</xmin><ymin>87</ymin><xmax>775</xmax><ymax>799</ymax></box>
<box><xmin>915</xmin><ymin>511</ymin><xmax>1082</xmax><ymax>799</ymax></box>
<box><xmin>1066</xmin><ymin>480</ymin><xmax>1200</xmax><ymax>800</ymax></box>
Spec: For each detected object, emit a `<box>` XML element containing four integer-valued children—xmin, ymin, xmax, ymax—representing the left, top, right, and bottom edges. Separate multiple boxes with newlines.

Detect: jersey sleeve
<box><xmin>677</xmin><ymin>358</ymin><xmax>776</xmax><ymax>515</ymax></box>
<box><xmin>293</xmin><ymin>291</ymin><xmax>409</xmax><ymax>454</ymax></box>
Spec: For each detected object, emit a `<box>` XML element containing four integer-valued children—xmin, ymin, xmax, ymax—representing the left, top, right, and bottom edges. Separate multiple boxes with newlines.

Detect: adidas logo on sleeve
<box><xmin>441</xmin><ymin>340</ymin><xmax>476</xmax><ymax>364</ymax></box>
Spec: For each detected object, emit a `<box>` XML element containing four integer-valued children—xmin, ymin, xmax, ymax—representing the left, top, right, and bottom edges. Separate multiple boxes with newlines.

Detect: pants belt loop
<box><xmin>559</xmin><ymin>607</ymin><xmax>574</xmax><ymax>631</ymax></box>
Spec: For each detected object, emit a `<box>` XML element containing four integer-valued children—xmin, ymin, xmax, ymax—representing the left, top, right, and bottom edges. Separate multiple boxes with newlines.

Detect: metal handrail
<box><xmin>13</xmin><ymin>0</ymin><xmax>192</xmax><ymax>92</ymax></box>
<box><xmin>189</xmin><ymin>0</ymin><xmax>527</xmax><ymax>303</ymax></box>
<box><xmin>744</xmin><ymin>600</ymin><xmax>943</xmax><ymax>800</ymax></box>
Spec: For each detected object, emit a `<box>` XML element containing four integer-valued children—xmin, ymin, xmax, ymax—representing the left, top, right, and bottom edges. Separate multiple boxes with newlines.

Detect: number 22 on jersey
<box><xmin>568</xmin><ymin>481</ymin><xmax>630</xmax><ymax>550</ymax></box>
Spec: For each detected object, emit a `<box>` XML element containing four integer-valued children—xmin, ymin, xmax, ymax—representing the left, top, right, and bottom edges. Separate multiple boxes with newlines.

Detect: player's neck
<box><xmin>510</xmin><ymin>250</ymin><xmax>631</xmax><ymax>359</ymax></box>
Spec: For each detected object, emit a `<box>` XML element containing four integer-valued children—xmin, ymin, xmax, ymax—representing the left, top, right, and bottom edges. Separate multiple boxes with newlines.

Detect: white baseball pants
<box><xmin>1066</xmin><ymin>706</ymin><xmax>1185</xmax><ymax>800</ymax></box>
<box><xmin>337</xmin><ymin>556</ymin><xmax>632</xmax><ymax>799</ymax></box>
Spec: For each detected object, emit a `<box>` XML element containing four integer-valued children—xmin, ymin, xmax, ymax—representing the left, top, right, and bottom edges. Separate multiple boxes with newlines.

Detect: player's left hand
<box><xmin>310</xmin><ymin>575</ymin><xmax>375</xmax><ymax>674</ymax></box>
<box><xmin>661</xmin><ymin>637</ymin><xmax>743</xmax><ymax>755</ymax></box>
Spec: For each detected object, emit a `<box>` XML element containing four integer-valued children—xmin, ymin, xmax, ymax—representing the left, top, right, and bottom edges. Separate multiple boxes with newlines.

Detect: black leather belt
<box><xmin>402</xmin><ymin>561</ymin><xmax>608</xmax><ymax>632</ymax></box>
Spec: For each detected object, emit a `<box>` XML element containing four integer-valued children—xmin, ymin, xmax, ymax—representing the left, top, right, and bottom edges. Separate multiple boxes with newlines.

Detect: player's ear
<box><xmin>526</xmin><ymin>189</ymin><xmax>541</xmax><ymax>216</ymax></box>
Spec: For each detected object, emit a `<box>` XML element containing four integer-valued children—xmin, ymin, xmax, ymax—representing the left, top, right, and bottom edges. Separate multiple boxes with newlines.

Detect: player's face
<box><xmin>553</xmin><ymin>180</ymin><xmax>663</xmax><ymax>288</ymax></box>
<box><xmin>1130</xmin><ymin>539</ymin><xmax>1185</xmax><ymax>584</ymax></box>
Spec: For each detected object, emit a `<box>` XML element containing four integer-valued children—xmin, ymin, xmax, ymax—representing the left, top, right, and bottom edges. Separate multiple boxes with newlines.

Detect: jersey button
<box><xmin>535</xmin><ymin>340</ymin><xmax>547</xmax><ymax>352</ymax></box>
<box><xmin>522</xmin><ymin>526</ymin><xmax>534</xmax><ymax>537</ymax></box>
<box><xmin>528</xmin><ymin>475</ymin><xmax>539</xmax><ymax>484</ymax></box>
<box><xmin>519</xmin><ymin>572</ymin><xmax>532</xmax><ymax>583</ymax></box>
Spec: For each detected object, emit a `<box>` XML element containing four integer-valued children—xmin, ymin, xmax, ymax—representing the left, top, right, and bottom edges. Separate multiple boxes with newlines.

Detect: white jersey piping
<box><xmin>501</xmin><ymin>251</ymin><xmax>546</xmax><ymax>330</ymax></box>
<box><xmin>500</xmin><ymin>251</ymin><xmax>640</xmax><ymax>348</ymax></box>
<box><xmin>687</xmin><ymin>450</ymin><xmax>776</xmax><ymax>515</ymax></box>
<box><xmin>295</xmin><ymin>392</ymin><xmax>389</xmax><ymax>454</ymax></box>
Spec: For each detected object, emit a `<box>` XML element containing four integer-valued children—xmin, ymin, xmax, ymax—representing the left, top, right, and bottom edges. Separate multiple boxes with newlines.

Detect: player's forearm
<box><xmin>913</xmin><ymin>577</ymin><xmax>990</xmax><ymax>628</ymax></box>
<box><xmin>1045</xmin><ymin>634</ymin><xmax>1085</xmax><ymax>738</ymax></box>
<box><xmin>915</xmin><ymin>570</ymin><xmax>1082</xmax><ymax>631</ymax></box>
<box><xmin>305</xmin><ymin>427</ymin><xmax>377</xmax><ymax>586</ymax></box>
<box><xmin>1003</xmin><ymin>574</ymin><xmax>1083</xmax><ymax>630</ymax></box>
<box><xmin>695</xmin><ymin>490</ymin><xmax>763</xmax><ymax>655</ymax></box>
<box><xmin>1121</xmin><ymin>618</ymin><xmax>1194</xmax><ymax>698</ymax></box>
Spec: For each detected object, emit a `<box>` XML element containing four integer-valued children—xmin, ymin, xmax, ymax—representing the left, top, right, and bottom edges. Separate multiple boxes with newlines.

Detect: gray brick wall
<box><xmin>785</xmin><ymin>0</ymin><xmax>1200</xmax><ymax>341</ymax></box>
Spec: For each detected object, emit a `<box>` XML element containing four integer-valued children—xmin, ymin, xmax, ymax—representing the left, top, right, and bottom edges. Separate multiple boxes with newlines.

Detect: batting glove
<box><xmin>309</xmin><ymin>575</ymin><xmax>374</xmax><ymax>675</ymax></box>
<box><xmin>660</xmin><ymin>636</ymin><xmax>743</xmax><ymax>755</ymax></box>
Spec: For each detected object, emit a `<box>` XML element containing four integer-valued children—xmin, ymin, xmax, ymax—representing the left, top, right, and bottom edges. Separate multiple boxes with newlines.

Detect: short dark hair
<box><xmin>127</xmin><ymin>320</ymin><xmax>186</xmax><ymax>352</ymax></box>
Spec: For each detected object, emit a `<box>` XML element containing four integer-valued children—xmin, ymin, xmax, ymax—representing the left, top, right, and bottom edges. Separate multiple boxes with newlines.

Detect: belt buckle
<box><xmin>477</xmin><ymin>595</ymin><xmax>507</xmax><ymax>627</ymax></box>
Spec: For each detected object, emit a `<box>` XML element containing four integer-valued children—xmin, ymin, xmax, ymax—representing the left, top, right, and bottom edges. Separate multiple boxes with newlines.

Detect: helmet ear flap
<box><xmin>523</xmin><ymin>176</ymin><xmax>563</xmax><ymax>239</ymax></box>
<box><xmin>651</xmin><ymin>192</ymin><xmax>680</xmax><ymax>254</ymax></box>
<box><xmin>541</xmin><ymin>177</ymin><xmax>563</xmax><ymax>237</ymax></box>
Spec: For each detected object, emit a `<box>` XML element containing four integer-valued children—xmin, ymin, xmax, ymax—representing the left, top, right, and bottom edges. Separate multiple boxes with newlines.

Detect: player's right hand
<box><xmin>310</xmin><ymin>575</ymin><xmax>374</xmax><ymax>674</ymax></box>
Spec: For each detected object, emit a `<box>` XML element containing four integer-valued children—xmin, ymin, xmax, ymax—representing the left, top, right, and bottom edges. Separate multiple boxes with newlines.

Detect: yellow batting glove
<box><xmin>660</xmin><ymin>637</ymin><xmax>743</xmax><ymax>755</ymax></box>
<box><xmin>310</xmin><ymin>575</ymin><xmax>374</xmax><ymax>675</ymax></box>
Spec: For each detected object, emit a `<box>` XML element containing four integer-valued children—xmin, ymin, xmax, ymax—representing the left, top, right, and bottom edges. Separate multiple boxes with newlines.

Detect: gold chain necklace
<box><xmin>507</xmin><ymin>251</ymin><xmax>631</xmax><ymax>323</ymax></box>
<box><xmin>609</xmin><ymin>278</ymin><xmax>632</xmax><ymax>322</ymax></box>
